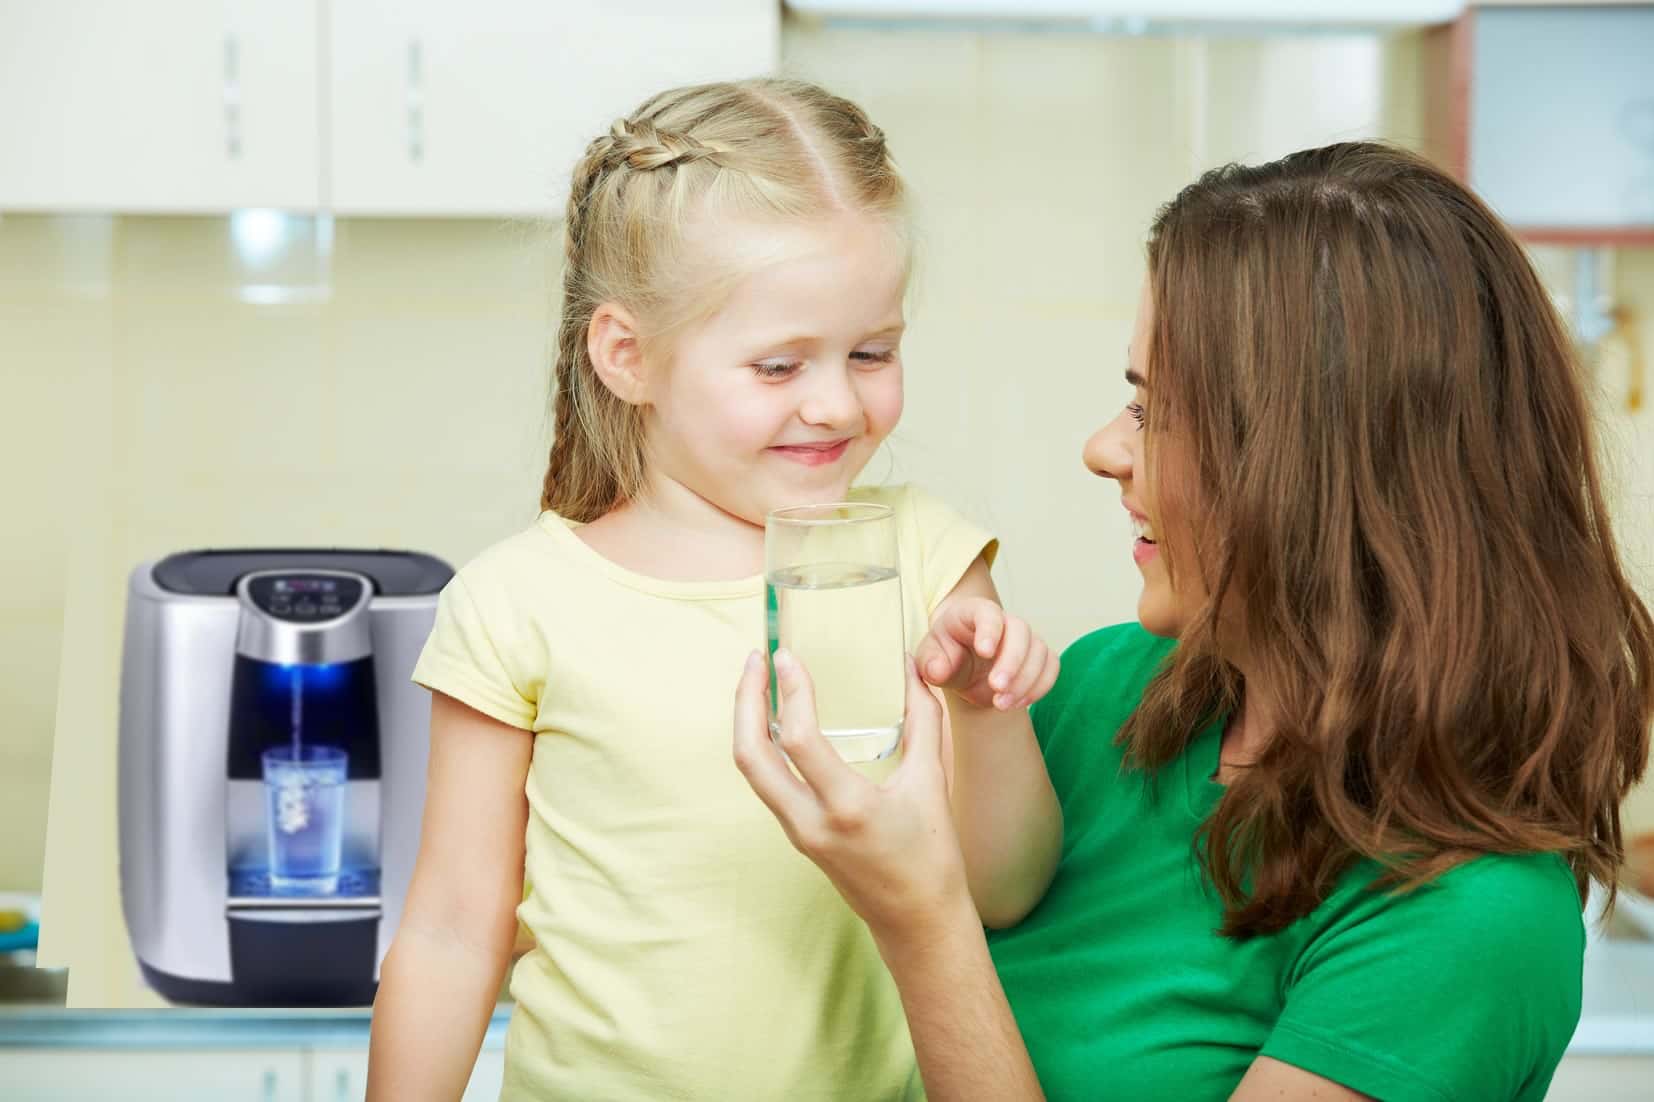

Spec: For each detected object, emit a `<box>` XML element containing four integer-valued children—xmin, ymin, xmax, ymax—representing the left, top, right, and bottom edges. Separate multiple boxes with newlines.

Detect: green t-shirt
<box><xmin>988</xmin><ymin>624</ymin><xmax>1584</xmax><ymax>1102</ymax></box>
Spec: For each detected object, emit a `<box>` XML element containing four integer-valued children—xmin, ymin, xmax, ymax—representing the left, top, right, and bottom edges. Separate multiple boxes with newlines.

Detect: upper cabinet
<box><xmin>329</xmin><ymin>0</ymin><xmax>780</xmax><ymax>216</ymax></box>
<box><xmin>0</xmin><ymin>0</ymin><xmax>779</xmax><ymax>217</ymax></box>
<box><xmin>0</xmin><ymin>0</ymin><xmax>321</xmax><ymax>212</ymax></box>
<box><xmin>1423</xmin><ymin>3</ymin><xmax>1654</xmax><ymax>246</ymax></box>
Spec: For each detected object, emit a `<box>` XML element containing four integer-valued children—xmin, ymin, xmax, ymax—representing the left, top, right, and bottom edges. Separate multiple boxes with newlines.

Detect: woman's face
<box><xmin>1082</xmin><ymin>275</ymin><xmax>1205</xmax><ymax>638</ymax></box>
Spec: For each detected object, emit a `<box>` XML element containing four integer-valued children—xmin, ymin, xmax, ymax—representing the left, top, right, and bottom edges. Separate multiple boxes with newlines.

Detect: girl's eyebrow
<box><xmin>1125</xmin><ymin>368</ymin><xmax>1147</xmax><ymax>388</ymax></box>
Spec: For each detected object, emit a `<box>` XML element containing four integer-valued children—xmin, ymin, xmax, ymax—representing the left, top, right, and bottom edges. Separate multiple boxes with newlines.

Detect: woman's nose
<box><xmin>1083</xmin><ymin>410</ymin><xmax>1135</xmax><ymax>482</ymax></box>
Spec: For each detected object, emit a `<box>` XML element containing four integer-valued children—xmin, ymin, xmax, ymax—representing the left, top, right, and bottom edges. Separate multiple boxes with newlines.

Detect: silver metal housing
<box><xmin>117</xmin><ymin>556</ymin><xmax>441</xmax><ymax>996</ymax></box>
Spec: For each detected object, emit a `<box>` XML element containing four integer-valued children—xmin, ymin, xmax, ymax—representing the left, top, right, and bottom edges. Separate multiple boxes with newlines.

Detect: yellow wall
<box><xmin>3</xmin><ymin>22</ymin><xmax>1650</xmax><ymax>1005</ymax></box>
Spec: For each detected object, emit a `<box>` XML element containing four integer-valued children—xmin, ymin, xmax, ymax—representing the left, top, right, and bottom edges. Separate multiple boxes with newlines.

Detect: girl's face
<box><xmin>1083</xmin><ymin>275</ymin><xmax>1207</xmax><ymax>637</ymax></box>
<box><xmin>645</xmin><ymin>214</ymin><xmax>907</xmax><ymax>525</ymax></box>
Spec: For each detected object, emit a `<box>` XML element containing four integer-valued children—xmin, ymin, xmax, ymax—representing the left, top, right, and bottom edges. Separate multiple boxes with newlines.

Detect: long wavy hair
<box><xmin>1120</xmin><ymin>142</ymin><xmax>1654</xmax><ymax>937</ymax></box>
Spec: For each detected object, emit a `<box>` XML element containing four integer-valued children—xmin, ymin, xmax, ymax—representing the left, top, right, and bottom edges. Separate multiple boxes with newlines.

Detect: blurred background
<box><xmin>1</xmin><ymin>0</ymin><xmax>1651</xmax><ymax>1095</ymax></box>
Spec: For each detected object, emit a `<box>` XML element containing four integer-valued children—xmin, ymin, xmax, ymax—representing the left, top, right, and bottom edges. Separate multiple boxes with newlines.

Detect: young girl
<box><xmin>366</xmin><ymin>78</ymin><xmax>1062</xmax><ymax>1101</ymax></box>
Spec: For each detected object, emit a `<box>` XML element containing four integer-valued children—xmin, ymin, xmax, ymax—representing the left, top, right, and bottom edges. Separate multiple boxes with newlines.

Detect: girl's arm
<box><xmin>920</xmin><ymin>555</ymin><xmax>1062</xmax><ymax>928</ymax></box>
<box><xmin>366</xmin><ymin>691</ymin><xmax>533</xmax><ymax>1102</ymax></box>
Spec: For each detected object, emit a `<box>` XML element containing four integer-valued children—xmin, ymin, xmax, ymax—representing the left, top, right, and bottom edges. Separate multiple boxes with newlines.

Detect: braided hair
<box><xmin>540</xmin><ymin>78</ymin><xmax>905</xmax><ymax>521</ymax></box>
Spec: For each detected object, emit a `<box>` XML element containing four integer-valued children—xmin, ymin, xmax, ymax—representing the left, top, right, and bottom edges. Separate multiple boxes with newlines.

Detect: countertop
<box><xmin>0</xmin><ymin>1003</ymin><xmax>513</xmax><ymax>1050</ymax></box>
<box><xmin>0</xmin><ymin>940</ymin><xmax>1649</xmax><ymax>1055</ymax></box>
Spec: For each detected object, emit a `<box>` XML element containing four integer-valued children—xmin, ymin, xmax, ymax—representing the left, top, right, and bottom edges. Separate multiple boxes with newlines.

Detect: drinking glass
<box><xmin>262</xmin><ymin>745</ymin><xmax>347</xmax><ymax>893</ymax></box>
<box><xmin>765</xmin><ymin>502</ymin><xmax>905</xmax><ymax>766</ymax></box>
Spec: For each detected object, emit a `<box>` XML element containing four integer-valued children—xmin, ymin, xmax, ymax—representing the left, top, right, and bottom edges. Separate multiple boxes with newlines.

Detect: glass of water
<box><xmin>765</xmin><ymin>502</ymin><xmax>905</xmax><ymax>766</ymax></box>
<box><xmin>262</xmin><ymin>745</ymin><xmax>348</xmax><ymax>894</ymax></box>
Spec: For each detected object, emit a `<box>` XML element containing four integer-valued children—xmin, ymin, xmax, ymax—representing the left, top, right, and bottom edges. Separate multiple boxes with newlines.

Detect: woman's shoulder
<box><xmin>1273</xmin><ymin>852</ymin><xmax>1584</xmax><ymax>1101</ymax></box>
<box><xmin>1029</xmin><ymin>624</ymin><xmax>1176</xmax><ymax>754</ymax></box>
<box><xmin>1051</xmin><ymin>623</ymin><xmax>1178</xmax><ymax>702</ymax></box>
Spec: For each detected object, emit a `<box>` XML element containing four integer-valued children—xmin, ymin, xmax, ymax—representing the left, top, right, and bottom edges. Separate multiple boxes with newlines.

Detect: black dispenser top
<box><xmin>153</xmin><ymin>549</ymin><xmax>453</xmax><ymax>597</ymax></box>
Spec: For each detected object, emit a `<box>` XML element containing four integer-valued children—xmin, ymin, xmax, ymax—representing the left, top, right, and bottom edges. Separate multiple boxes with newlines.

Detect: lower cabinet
<box><xmin>1</xmin><ymin>1045</ymin><xmax>507</xmax><ymax>1102</ymax></box>
<box><xmin>1545</xmin><ymin>1054</ymin><xmax>1654</xmax><ymax>1101</ymax></box>
<box><xmin>3</xmin><ymin>1049</ymin><xmax>306</xmax><ymax>1101</ymax></box>
<box><xmin>310</xmin><ymin>1048</ymin><xmax>505</xmax><ymax>1101</ymax></box>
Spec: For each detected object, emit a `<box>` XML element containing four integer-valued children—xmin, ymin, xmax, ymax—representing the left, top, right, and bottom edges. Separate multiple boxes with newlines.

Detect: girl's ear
<box><xmin>588</xmin><ymin>303</ymin><xmax>648</xmax><ymax>406</ymax></box>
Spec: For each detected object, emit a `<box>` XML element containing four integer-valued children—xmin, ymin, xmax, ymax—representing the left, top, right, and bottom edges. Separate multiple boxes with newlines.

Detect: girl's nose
<box><xmin>1084</xmin><ymin>409</ymin><xmax>1136</xmax><ymax>482</ymax></box>
<box><xmin>799</xmin><ymin>364</ymin><xmax>862</xmax><ymax>429</ymax></box>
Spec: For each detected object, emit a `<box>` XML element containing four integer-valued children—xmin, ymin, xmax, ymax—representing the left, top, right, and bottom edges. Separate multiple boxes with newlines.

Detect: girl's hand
<box><xmin>732</xmin><ymin>649</ymin><xmax>971</xmax><ymax>950</ymax></box>
<box><xmin>915</xmin><ymin>597</ymin><xmax>1060</xmax><ymax>712</ymax></box>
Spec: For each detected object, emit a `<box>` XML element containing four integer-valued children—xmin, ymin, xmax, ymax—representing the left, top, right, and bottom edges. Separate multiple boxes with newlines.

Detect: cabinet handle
<box><xmin>335</xmin><ymin>1065</ymin><xmax>352</xmax><ymax>1102</ymax></box>
<box><xmin>223</xmin><ymin>34</ymin><xmax>242</xmax><ymax>159</ymax></box>
<box><xmin>261</xmin><ymin>1068</ymin><xmax>278</xmax><ymax>1102</ymax></box>
<box><xmin>406</xmin><ymin>38</ymin><xmax>425</xmax><ymax>163</ymax></box>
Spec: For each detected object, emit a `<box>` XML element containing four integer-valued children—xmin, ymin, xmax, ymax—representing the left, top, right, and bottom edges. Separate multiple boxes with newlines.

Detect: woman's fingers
<box><xmin>899</xmin><ymin>656</ymin><xmax>947</xmax><ymax>780</ymax></box>
<box><xmin>770</xmin><ymin>649</ymin><xmax>868</xmax><ymax>815</ymax></box>
<box><xmin>731</xmin><ymin>651</ymin><xmax>815</xmax><ymax>829</ymax></box>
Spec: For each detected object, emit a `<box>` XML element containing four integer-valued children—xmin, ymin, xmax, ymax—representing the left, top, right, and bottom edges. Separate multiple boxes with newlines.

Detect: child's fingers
<box><xmin>1005</xmin><ymin>636</ymin><xmax>1048</xmax><ymax>705</ymax></box>
<box><xmin>914</xmin><ymin>627</ymin><xmax>969</xmax><ymax>687</ymax></box>
<box><xmin>987</xmin><ymin>617</ymin><xmax>1031</xmax><ymax>701</ymax></box>
<box><xmin>732</xmin><ymin>651</ymin><xmax>815</xmax><ymax>826</ymax></box>
<box><xmin>770</xmin><ymin>649</ymin><xmax>866</xmax><ymax>811</ymax></box>
<box><xmin>972</xmin><ymin>602</ymin><xmax>1005</xmax><ymax>661</ymax></box>
<box><xmin>1021</xmin><ymin>648</ymin><xmax>1062</xmax><ymax>709</ymax></box>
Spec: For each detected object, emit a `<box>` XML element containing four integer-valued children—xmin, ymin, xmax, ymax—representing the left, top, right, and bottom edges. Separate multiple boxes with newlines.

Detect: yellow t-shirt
<box><xmin>411</xmin><ymin>483</ymin><xmax>995</xmax><ymax>1101</ymax></box>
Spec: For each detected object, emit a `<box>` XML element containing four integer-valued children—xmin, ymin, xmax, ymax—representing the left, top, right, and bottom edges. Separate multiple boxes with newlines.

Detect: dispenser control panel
<box><xmin>247</xmin><ymin>574</ymin><xmax>367</xmax><ymax>623</ymax></box>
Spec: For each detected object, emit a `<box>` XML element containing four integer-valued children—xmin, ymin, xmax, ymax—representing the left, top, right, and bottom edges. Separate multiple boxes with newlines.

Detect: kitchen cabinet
<box><xmin>2</xmin><ymin>1048</ymin><xmax>306</xmax><ymax>1101</ymax></box>
<box><xmin>0</xmin><ymin>0</ymin><xmax>778</xmax><ymax>216</ymax></box>
<box><xmin>1421</xmin><ymin>3</ymin><xmax>1654</xmax><ymax>246</ymax></box>
<box><xmin>1546</xmin><ymin>1055</ymin><xmax>1654</xmax><ymax>1100</ymax></box>
<box><xmin>309</xmin><ymin>1048</ymin><xmax>505</xmax><ymax>1101</ymax></box>
<box><xmin>0</xmin><ymin>0</ymin><xmax>321</xmax><ymax>212</ymax></box>
<box><xmin>328</xmin><ymin>0</ymin><xmax>780</xmax><ymax>216</ymax></box>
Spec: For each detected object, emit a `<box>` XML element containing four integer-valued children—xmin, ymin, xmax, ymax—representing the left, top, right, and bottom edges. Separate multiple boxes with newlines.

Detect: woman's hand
<box><xmin>916</xmin><ymin>596</ymin><xmax>1060</xmax><ymax>712</ymax></box>
<box><xmin>732</xmin><ymin>648</ymin><xmax>973</xmax><ymax>951</ymax></box>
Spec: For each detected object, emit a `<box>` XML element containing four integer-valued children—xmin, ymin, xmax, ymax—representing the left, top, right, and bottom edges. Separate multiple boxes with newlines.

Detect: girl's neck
<box><xmin>575</xmin><ymin>475</ymin><xmax>766</xmax><ymax>583</ymax></box>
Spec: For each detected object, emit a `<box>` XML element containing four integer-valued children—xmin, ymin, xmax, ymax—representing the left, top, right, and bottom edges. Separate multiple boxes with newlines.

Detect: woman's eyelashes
<box><xmin>1127</xmin><ymin>401</ymin><xmax>1146</xmax><ymax>429</ymax></box>
<box><xmin>750</xmin><ymin>349</ymin><xmax>897</xmax><ymax>380</ymax></box>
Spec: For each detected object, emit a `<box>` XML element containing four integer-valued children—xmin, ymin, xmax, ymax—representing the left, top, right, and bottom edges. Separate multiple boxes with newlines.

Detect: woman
<box><xmin>733</xmin><ymin>142</ymin><xmax>1654</xmax><ymax>1101</ymax></box>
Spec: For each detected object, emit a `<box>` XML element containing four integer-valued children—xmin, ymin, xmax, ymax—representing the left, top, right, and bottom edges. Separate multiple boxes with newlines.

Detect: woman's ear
<box><xmin>588</xmin><ymin>303</ymin><xmax>648</xmax><ymax>406</ymax></box>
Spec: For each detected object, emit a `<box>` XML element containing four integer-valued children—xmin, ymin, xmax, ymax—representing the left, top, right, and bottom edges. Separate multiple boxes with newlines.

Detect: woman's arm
<box><xmin>733</xmin><ymin>650</ymin><xmax>1044</xmax><ymax>1101</ymax></box>
<box><xmin>366</xmin><ymin>692</ymin><xmax>533</xmax><ymax>1102</ymax></box>
<box><xmin>923</xmin><ymin>555</ymin><xmax>1062</xmax><ymax>927</ymax></box>
<box><xmin>734</xmin><ymin>650</ymin><xmax>1370</xmax><ymax>1102</ymax></box>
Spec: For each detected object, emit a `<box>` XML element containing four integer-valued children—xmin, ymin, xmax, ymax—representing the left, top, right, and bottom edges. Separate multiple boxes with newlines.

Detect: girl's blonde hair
<box><xmin>540</xmin><ymin>78</ymin><xmax>908</xmax><ymax>521</ymax></box>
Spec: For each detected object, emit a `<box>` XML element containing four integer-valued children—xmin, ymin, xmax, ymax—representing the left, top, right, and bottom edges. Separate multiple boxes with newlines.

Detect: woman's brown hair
<box><xmin>1121</xmin><ymin>141</ymin><xmax>1654</xmax><ymax>937</ymax></box>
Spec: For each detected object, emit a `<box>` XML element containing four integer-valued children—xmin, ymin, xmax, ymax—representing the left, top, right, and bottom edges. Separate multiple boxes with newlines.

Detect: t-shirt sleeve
<box><xmin>411</xmin><ymin>573</ymin><xmax>538</xmax><ymax>731</ymax></box>
<box><xmin>1261</xmin><ymin>856</ymin><xmax>1584</xmax><ymax>1102</ymax></box>
<box><xmin>903</xmin><ymin>483</ymin><xmax>998</xmax><ymax>616</ymax></box>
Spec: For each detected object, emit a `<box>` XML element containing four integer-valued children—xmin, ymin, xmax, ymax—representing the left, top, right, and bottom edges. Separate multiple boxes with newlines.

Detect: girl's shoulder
<box><xmin>444</xmin><ymin>514</ymin><xmax>590</xmax><ymax>607</ymax></box>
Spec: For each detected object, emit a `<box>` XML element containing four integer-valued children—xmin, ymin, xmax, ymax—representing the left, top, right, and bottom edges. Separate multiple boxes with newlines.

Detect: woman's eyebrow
<box><xmin>1125</xmin><ymin>368</ymin><xmax>1147</xmax><ymax>388</ymax></box>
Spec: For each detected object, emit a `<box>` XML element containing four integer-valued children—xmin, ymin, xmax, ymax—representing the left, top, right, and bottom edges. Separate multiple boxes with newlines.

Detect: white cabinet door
<box><xmin>308</xmin><ymin>1046</ymin><xmax>506</xmax><ymax>1101</ymax></box>
<box><xmin>3</xmin><ymin>1048</ymin><xmax>305</xmax><ymax>1102</ymax></box>
<box><xmin>463</xmin><ymin>1046</ymin><xmax>507</xmax><ymax>1101</ymax></box>
<box><xmin>0</xmin><ymin>0</ymin><xmax>320</xmax><ymax>213</ymax></box>
<box><xmin>327</xmin><ymin>0</ymin><xmax>779</xmax><ymax>216</ymax></box>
